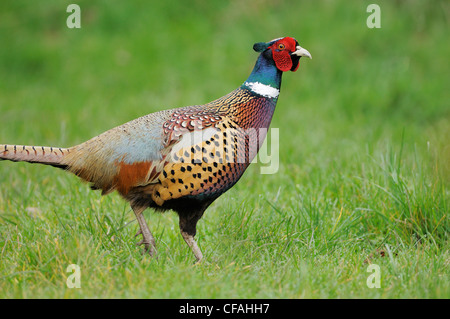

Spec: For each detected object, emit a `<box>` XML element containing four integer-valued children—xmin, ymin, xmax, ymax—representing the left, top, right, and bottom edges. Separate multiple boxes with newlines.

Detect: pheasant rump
<box><xmin>0</xmin><ymin>37</ymin><xmax>311</xmax><ymax>262</ymax></box>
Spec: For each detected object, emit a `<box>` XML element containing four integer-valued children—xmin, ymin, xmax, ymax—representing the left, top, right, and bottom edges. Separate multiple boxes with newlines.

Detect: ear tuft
<box><xmin>253</xmin><ymin>42</ymin><xmax>268</xmax><ymax>52</ymax></box>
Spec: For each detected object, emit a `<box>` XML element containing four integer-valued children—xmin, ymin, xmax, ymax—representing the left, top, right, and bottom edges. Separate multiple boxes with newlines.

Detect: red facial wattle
<box><xmin>270</xmin><ymin>37</ymin><xmax>301</xmax><ymax>72</ymax></box>
<box><xmin>273</xmin><ymin>49</ymin><xmax>293</xmax><ymax>72</ymax></box>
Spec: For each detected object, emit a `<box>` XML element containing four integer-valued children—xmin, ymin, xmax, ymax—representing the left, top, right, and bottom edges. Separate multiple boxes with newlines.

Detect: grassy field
<box><xmin>0</xmin><ymin>0</ymin><xmax>448</xmax><ymax>299</ymax></box>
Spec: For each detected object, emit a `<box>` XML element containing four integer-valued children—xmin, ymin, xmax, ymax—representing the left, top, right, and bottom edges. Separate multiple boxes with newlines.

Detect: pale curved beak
<box><xmin>292</xmin><ymin>46</ymin><xmax>312</xmax><ymax>59</ymax></box>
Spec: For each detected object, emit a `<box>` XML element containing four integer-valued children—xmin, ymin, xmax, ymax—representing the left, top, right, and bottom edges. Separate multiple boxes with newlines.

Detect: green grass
<box><xmin>0</xmin><ymin>0</ymin><xmax>448</xmax><ymax>298</ymax></box>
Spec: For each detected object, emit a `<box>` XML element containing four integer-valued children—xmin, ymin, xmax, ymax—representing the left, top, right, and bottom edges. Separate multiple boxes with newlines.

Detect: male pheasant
<box><xmin>0</xmin><ymin>37</ymin><xmax>311</xmax><ymax>262</ymax></box>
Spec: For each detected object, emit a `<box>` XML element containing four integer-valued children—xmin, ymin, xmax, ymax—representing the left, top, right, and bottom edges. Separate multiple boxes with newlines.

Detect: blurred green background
<box><xmin>0</xmin><ymin>0</ymin><xmax>448</xmax><ymax>298</ymax></box>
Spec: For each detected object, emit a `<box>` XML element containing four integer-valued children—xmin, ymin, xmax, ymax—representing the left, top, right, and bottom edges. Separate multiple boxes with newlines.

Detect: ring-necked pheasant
<box><xmin>1</xmin><ymin>37</ymin><xmax>311</xmax><ymax>262</ymax></box>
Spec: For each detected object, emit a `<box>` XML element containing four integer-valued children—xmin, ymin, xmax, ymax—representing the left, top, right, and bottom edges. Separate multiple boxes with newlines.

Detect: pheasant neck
<box><xmin>242</xmin><ymin>53</ymin><xmax>282</xmax><ymax>99</ymax></box>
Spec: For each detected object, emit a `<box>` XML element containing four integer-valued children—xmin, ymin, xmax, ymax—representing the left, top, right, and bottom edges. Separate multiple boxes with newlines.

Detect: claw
<box><xmin>135</xmin><ymin>232</ymin><xmax>156</xmax><ymax>256</ymax></box>
<box><xmin>136</xmin><ymin>239</ymin><xmax>144</xmax><ymax>246</ymax></box>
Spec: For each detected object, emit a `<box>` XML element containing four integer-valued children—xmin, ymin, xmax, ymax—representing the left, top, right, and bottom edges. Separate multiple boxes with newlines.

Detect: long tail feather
<box><xmin>0</xmin><ymin>144</ymin><xmax>70</xmax><ymax>169</ymax></box>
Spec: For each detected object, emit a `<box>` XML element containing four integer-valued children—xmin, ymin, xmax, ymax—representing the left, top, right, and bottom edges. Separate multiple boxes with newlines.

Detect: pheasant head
<box><xmin>244</xmin><ymin>36</ymin><xmax>311</xmax><ymax>98</ymax></box>
<box><xmin>253</xmin><ymin>37</ymin><xmax>312</xmax><ymax>72</ymax></box>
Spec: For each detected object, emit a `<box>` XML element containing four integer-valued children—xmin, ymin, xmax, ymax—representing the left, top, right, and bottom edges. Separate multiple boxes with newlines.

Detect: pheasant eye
<box><xmin>277</xmin><ymin>43</ymin><xmax>285</xmax><ymax>50</ymax></box>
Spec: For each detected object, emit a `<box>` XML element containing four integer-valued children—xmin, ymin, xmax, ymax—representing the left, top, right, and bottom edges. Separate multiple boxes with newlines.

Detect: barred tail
<box><xmin>0</xmin><ymin>144</ymin><xmax>70</xmax><ymax>169</ymax></box>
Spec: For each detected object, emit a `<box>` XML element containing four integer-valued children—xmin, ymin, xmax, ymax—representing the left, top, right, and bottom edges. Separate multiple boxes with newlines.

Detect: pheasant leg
<box><xmin>132</xmin><ymin>206</ymin><xmax>157</xmax><ymax>256</ymax></box>
<box><xmin>180</xmin><ymin>231</ymin><xmax>203</xmax><ymax>263</ymax></box>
